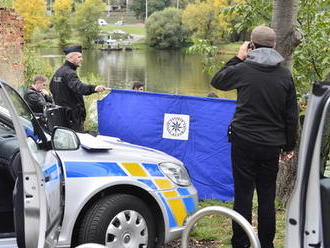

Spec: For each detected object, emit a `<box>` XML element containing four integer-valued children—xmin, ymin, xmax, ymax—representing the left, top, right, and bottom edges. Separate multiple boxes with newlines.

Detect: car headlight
<box><xmin>159</xmin><ymin>162</ymin><xmax>191</xmax><ymax>186</ymax></box>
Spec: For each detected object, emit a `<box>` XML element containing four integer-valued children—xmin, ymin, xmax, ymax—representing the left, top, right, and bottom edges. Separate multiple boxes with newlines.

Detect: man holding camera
<box><xmin>211</xmin><ymin>26</ymin><xmax>298</xmax><ymax>248</ymax></box>
<box><xmin>24</xmin><ymin>75</ymin><xmax>53</xmax><ymax>114</ymax></box>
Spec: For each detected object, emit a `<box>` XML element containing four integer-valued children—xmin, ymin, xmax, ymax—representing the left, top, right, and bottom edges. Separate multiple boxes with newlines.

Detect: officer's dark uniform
<box><xmin>49</xmin><ymin>46</ymin><xmax>97</xmax><ymax>132</ymax></box>
<box><xmin>24</xmin><ymin>86</ymin><xmax>53</xmax><ymax>114</ymax></box>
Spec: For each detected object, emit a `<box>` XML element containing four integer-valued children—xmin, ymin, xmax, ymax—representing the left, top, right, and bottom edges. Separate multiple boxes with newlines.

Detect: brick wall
<box><xmin>0</xmin><ymin>8</ymin><xmax>24</xmax><ymax>87</ymax></box>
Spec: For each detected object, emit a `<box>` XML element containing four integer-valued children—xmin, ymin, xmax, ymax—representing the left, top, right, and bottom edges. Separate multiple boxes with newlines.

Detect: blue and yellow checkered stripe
<box><xmin>158</xmin><ymin>189</ymin><xmax>196</xmax><ymax>227</ymax></box>
<box><xmin>64</xmin><ymin>161</ymin><xmax>196</xmax><ymax>227</ymax></box>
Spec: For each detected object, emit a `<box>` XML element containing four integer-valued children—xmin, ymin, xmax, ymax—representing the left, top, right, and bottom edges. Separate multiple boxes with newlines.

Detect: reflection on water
<box><xmin>37</xmin><ymin>48</ymin><xmax>235</xmax><ymax>98</ymax></box>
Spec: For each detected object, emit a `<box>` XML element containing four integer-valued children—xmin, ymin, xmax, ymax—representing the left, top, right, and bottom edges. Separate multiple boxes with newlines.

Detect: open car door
<box><xmin>0</xmin><ymin>81</ymin><xmax>63</xmax><ymax>248</ymax></box>
<box><xmin>286</xmin><ymin>82</ymin><xmax>330</xmax><ymax>248</ymax></box>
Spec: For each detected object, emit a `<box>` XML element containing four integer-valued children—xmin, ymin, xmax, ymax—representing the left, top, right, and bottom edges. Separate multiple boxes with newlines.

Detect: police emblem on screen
<box><xmin>162</xmin><ymin>113</ymin><xmax>190</xmax><ymax>140</ymax></box>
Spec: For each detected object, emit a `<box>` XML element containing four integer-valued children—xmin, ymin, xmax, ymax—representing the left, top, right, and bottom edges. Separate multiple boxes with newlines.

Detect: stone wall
<box><xmin>0</xmin><ymin>8</ymin><xmax>24</xmax><ymax>87</ymax></box>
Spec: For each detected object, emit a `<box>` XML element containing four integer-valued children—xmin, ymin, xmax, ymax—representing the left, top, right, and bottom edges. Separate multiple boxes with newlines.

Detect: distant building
<box><xmin>104</xmin><ymin>0</ymin><xmax>133</xmax><ymax>10</ymax></box>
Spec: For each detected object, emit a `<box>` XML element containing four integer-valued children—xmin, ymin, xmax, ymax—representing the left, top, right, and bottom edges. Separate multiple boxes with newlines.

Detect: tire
<box><xmin>77</xmin><ymin>194</ymin><xmax>156</xmax><ymax>248</ymax></box>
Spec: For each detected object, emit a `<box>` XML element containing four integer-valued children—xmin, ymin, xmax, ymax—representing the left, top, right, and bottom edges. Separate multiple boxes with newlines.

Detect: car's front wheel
<box><xmin>77</xmin><ymin>194</ymin><xmax>156</xmax><ymax>248</ymax></box>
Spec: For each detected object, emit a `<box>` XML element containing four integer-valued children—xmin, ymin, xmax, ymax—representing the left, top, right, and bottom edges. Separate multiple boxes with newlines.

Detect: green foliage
<box><xmin>0</xmin><ymin>0</ymin><xmax>13</xmax><ymax>7</ymax></box>
<box><xmin>130</xmin><ymin>0</ymin><xmax>172</xmax><ymax>19</ymax></box>
<box><xmin>14</xmin><ymin>0</ymin><xmax>49</xmax><ymax>41</ymax></box>
<box><xmin>222</xmin><ymin>0</ymin><xmax>272</xmax><ymax>31</ymax></box>
<box><xmin>53</xmin><ymin>0</ymin><xmax>74</xmax><ymax>48</ymax></box>
<box><xmin>73</xmin><ymin>0</ymin><xmax>106</xmax><ymax>48</ymax></box>
<box><xmin>196</xmin><ymin>0</ymin><xmax>330</xmax><ymax>95</ymax></box>
<box><xmin>182</xmin><ymin>0</ymin><xmax>247</xmax><ymax>44</ymax></box>
<box><xmin>109</xmin><ymin>0</ymin><xmax>125</xmax><ymax>5</ymax></box>
<box><xmin>146</xmin><ymin>7</ymin><xmax>190</xmax><ymax>49</ymax></box>
<box><xmin>186</xmin><ymin>39</ymin><xmax>224</xmax><ymax>75</ymax></box>
<box><xmin>23</xmin><ymin>48</ymin><xmax>53</xmax><ymax>87</ymax></box>
<box><xmin>293</xmin><ymin>1</ymin><xmax>330</xmax><ymax>94</ymax></box>
<box><xmin>82</xmin><ymin>73</ymin><xmax>107</xmax><ymax>131</ymax></box>
<box><xmin>182</xmin><ymin>0</ymin><xmax>220</xmax><ymax>44</ymax></box>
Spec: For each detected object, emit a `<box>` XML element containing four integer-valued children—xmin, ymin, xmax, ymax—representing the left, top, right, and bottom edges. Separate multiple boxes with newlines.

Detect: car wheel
<box><xmin>77</xmin><ymin>194</ymin><xmax>156</xmax><ymax>248</ymax></box>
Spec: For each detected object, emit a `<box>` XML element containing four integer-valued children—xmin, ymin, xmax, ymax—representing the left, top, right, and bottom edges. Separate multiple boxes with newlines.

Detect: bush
<box><xmin>81</xmin><ymin>73</ymin><xmax>107</xmax><ymax>131</ymax></box>
<box><xmin>73</xmin><ymin>0</ymin><xmax>106</xmax><ymax>48</ymax></box>
<box><xmin>23</xmin><ymin>48</ymin><xmax>53</xmax><ymax>88</ymax></box>
<box><xmin>146</xmin><ymin>8</ymin><xmax>190</xmax><ymax>49</ymax></box>
<box><xmin>130</xmin><ymin>0</ymin><xmax>171</xmax><ymax>20</ymax></box>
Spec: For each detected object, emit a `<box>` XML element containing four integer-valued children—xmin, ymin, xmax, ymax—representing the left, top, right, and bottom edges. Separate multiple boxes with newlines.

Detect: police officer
<box><xmin>50</xmin><ymin>45</ymin><xmax>106</xmax><ymax>132</ymax></box>
<box><xmin>24</xmin><ymin>75</ymin><xmax>53</xmax><ymax>114</ymax></box>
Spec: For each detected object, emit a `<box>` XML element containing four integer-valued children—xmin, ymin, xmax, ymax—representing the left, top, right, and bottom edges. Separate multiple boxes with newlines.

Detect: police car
<box><xmin>0</xmin><ymin>81</ymin><xmax>198</xmax><ymax>248</ymax></box>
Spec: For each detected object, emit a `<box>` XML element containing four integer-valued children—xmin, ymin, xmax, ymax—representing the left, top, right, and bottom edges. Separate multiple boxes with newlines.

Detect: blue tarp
<box><xmin>98</xmin><ymin>89</ymin><xmax>237</xmax><ymax>201</ymax></box>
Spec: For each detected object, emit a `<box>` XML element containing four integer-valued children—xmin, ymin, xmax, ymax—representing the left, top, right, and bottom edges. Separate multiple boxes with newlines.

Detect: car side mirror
<box><xmin>52</xmin><ymin>127</ymin><xmax>80</xmax><ymax>150</ymax></box>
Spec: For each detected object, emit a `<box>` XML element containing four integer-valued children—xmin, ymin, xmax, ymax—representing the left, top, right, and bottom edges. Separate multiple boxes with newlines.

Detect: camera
<box><xmin>248</xmin><ymin>42</ymin><xmax>255</xmax><ymax>50</ymax></box>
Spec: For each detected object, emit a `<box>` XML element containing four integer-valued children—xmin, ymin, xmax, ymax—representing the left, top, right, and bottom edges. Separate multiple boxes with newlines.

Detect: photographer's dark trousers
<box><xmin>230</xmin><ymin>137</ymin><xmax>280</xmax><ymax>248</ymax></box>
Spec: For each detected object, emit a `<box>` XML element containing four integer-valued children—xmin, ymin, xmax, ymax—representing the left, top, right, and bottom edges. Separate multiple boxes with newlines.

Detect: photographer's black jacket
<box><xmin>50</xmin><ymin>61</ymin><xmax>96</xmax><ymax>122</ymax></box>
<box><xmin>24</xmin><ymin>86</ymin><xmax>53</xmax><ymax>114</ymax></box>
<box><xmin>211</xmin><ymin>48</ymin><xmax>298</xmax><ymax>151</ymax></box>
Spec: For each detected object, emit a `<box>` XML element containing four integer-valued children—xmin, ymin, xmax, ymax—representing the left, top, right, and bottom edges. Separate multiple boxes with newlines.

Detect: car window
<box><xmin>320</xmin><ymin>102</ymin><xmax>330</xmax><ymax>177</ymax></box>
<box><xmin>1</xmin><ymin>83</ymin><xmax>46</xmax><ymax>144</ymax></box>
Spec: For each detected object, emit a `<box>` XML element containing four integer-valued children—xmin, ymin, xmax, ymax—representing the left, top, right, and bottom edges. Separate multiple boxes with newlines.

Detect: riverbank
<box><xmin>29</xmin><ymin>23</ymin><xmax>241</xmax><ymax>54</ymax></box>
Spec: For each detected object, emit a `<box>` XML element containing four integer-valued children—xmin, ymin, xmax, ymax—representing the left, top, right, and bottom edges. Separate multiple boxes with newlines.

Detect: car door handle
<box><xmin>45</xmin><ymin>175</ymin><xmax>50</xmax><ymax>182</ymax></box>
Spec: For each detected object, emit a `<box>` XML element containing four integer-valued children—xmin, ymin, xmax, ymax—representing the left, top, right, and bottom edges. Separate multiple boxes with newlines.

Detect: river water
<box><xmin>38</xmin><ymin>48</ymin><xmax>235</xmax><ymax>98</ymax></box>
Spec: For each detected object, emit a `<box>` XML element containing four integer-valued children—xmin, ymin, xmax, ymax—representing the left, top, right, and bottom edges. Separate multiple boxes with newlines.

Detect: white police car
<box><xmin>0</xmin><ymin>81</ymin><xmax>198</xmax><ymax>248</ymax></box>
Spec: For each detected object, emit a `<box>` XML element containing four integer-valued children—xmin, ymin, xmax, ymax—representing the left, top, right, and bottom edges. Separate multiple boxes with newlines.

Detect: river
<box><xmin>37</xmin><ymin>48</ymin><xmax>235</xmax><ymax>99</ymax></box>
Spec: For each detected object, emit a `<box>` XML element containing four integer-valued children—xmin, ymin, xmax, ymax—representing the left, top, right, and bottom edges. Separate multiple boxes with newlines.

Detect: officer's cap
<box><xmin>63</xmin><ymin>45</ymin><xmax>82</xmax><ymax>55</ymax></box>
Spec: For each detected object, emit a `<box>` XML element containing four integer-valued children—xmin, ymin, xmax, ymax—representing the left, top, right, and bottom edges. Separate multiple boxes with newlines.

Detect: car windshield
<box><xmin>0</xmin><ymin>83</ymin><xmax>43</xmax><ymax>142</ymax></box>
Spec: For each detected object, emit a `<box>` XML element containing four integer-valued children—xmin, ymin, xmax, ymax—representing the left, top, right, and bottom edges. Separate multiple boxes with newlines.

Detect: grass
<box><xmin>101</xmin><ymin>25</ymin><xmax>146</xmax><ymax>35</ymax></box>
<box><xmin>189</xmin><ymin>198</ymin><xmax>286</xmax><ymax>248</ymax></box>
<box><xmin>104</xmin><ymin>14</ymin><xmax>142</xmax><ymax>24</ymax></box>
<box><xmin>28</xmin><ymin>24</ymin><xmax>146</xmax><ymax>48</ymax></box>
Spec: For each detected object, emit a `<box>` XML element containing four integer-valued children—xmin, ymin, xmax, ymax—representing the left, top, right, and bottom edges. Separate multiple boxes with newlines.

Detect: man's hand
<box><xmin>95</xmin><ymin>85</ymin><xmax>106</xmax><ymax>92</ymax></box>
<box><xmin>41</xmin><ymin>89</ymin><xmax>50</xmax><ymax>96</ymax></box>
<box><xmin>280</xmin><ymin>151</ymin><xmax>294</xmax><ymax>162</ymax></box>
<box><xmin>237</xmin><ymin>41</ymin><xmax>250</xmax><ymax>61</ymax></box>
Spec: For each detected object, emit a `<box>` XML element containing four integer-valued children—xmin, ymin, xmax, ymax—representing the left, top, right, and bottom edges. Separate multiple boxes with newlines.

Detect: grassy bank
<box><xmin>28</xmin><ymin>24</ymin><xmax>146</xmax><ymax>48</ymax></box>
<box><xmin>188</xmin><ymin>199</ymin><xmax>286</xmax><ymax>248</ymax></box>
<box><xmin>101</xmin><ymin>24</ymin><xmax>146</xmax><ymax>35</ymax></box>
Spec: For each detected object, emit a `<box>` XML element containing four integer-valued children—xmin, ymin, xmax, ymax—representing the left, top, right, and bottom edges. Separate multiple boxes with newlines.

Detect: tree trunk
<box><xmin>271</xmin><ymin>0</ymin><xmax>301</xmax><ymax>204</ymax></box>
<box><xmin>276</xmin><ymin>133</ymin><xmax>300</xmax><ymax>205</ymax></box>
<box><xmin>271</xmin><ymin>0</ymin><xmax>301</xmax><ymax>69</ymax></box>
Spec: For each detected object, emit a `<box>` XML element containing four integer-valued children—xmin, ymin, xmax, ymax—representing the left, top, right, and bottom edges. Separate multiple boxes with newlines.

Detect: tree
<box><xmin>272</xmin><ymin>0</ymin><xmax>300</xmax><ymax>69</ymax></box>
<box><xmin>182</xmin><ymin>0</ymin><xmax>220</xmax><ymax>44</ymax></box>
<box><xmin>0</xmin><ymin>0</ymin><xmax>13</xmax><ymax>7</ymax></box>
<box><xmin>215</xmin><ymin>0</ymin><xmax>247</xmax><ymax>41</ymax></box>
<box><xmin>229</xmin><ymin>0</ymin><xmax>330</xmax><ymax>92</ymax></box>
<box><xmin>146</xmin><ymin>7</ymin><xmax>190</xmax><ymax>49</ymax></box>
<box><xmin>23</xmin><ymin>48</ymin><xmax>53</xmax><ymax>88</ymax></box>
<box><xmin>53</xmin><ymin>0</ymin><xmax>74</xmax><ymax>48</ymax></box>
<box><xmin>130</xmin><ymin>0</ymin><xmax>172</xmax><ymax>20</ymax></box>
<box><xmin>170</xmin><ymin>0</ymin><xmax>195</xmax><ymax>9</ymax></box>
<box><xmin>182</xmin><ymin>0</ymin><xmax>246</xmax><ymax>44</ymax></box>
<box><xmin>293</xmin><ymin>1</ymin><xmax>330</xmax><ymax>93</ymax></box>
<box><xmin>73</xmin><ymin>0</ymin><xmax>106</xmax><ymax>48</ymax></box>
<box><xmin>188</xmin><ymin>0</ymin><xmax>330</xmax><ymax>203</ymax></box>
<box><xmin>271</xmin><ymin>0</ymin><xmax>301</xmax><ymax>204</ymax></box>
<box><xmin>14</xmin><ymin>0</ymin><xmax>49</xmax><ymax>41</ymax></box>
